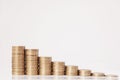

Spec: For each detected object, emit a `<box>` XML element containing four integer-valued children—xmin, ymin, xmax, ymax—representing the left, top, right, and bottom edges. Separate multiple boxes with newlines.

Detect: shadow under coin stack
<box><xmin>12</xmin><ymin>46</ymin><xmax>25</xmax><ymax>75</ymax></box>
<box><xmin>66</xmin><ymin>66</ymin><xmax>78</xmax><ymax>76</ymax></box>
<box><xmin>52</xmin><ymin>62</ymin><xmax>65</xmax><ymax>75</ymax></box>
<box><xmin>25</xmin><ymin>49</ymin><xmax>39</xmax><ymax>75</ymax></box>
<box><xmin>39</xmin><ymin>57</ymin><xmax>52</xmax><ymax>75</ymax></box>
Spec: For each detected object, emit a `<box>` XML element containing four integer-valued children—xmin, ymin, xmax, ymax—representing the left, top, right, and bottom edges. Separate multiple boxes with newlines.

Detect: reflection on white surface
<box><xmin>12</xmin><ymin>76</ymin><xmax>119</xmax><ymax>80</ymax></box>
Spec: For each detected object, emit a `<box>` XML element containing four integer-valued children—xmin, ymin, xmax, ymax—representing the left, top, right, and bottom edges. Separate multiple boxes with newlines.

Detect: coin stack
<box><xmin>92</xmin><ymin>72</ymin><xmax>105</xmax><ymax>77</ymax></box>
<box><xmin>39</xmin><ymin>57</ymin><xmax>52</xmax><ymax>75</ymax></box>
<box><xmin>106</xmin><ymin>74</ymin><xmax>118</xmax><ymax>77</ymax></box>
<box><xmin>52</xmin><ymin>62</ymin><xmax>65</xmax><ymax>75</ymax></box>
<box><xmin>79</xmin><ymin>69</ymin><xmax>91</xmax><ymax>76</ymax></box>
<box><xmin>106</xmin><ymin>74</ymin><xmax>118</xmax><ymax>80</ymax></box>
<box><xmin>12</xmin><ymin>46</ymin><xmax>25</xmax><ymax>75</ymax></box>
<box><xmin>66</xmin><ymin>65</ymin><xmax>78</xmax><ymax>76</ymax></box>
<box><xmin>25</xmin><ymin>49</ymin><xmax>39</xmax><ymax>75</ymax></box>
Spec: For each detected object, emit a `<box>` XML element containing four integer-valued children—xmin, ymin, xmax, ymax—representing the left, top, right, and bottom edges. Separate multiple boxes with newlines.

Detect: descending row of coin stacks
<box><xmin>12</xmin><ymin>46</ymin><xmax>118</xmax><ymax>78</ymax></box>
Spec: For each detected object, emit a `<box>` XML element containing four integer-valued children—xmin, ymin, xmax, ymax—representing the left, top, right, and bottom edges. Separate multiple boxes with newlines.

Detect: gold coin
<box><xmin>25</xmin><ymin>49</ymin><xmax>38</xmax><ymax>56</ymax></box>
<box><xmin>12</xmin><ymin>72</ymin><xmax>24</xmax><ymax>75</ymax></box>
<box><xmin>39</xmin><ymin>57</ymin><xmax>52</xmax><ymax>61</ymax></box>
<box><xmin>25</xmin><ymin>56</ymin><xmax>38</xmax><ymax>61</ymax></box>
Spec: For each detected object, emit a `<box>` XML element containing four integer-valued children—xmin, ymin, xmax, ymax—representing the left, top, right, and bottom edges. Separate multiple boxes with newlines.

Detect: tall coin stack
<box><xmin>12</xmin><ymin>46</ymin><xmax>25</xmax><ymax>75</ymax></box>
<box><xmin>25</xmin><ymin>49</ymin><xmax>39</xmax><ymax>75</ymax></box>
<box><xmin>39</xmin><ymin>57</ymin><xmax>52</xmax><ymax>75</ymax></box>
<box><xmin>79</xmin><ymin>69</ymin><xmax>91</xmax><ymax>76</ymax></box>
<box><xmin>52</xmin><ymin>62</ymin><xmax>65</xmax><ymax>75</ymax></box>
<box><xmin>66</xmin><ymin>66</ymin><xmax>78</xmax><ymax>76</ymax></box>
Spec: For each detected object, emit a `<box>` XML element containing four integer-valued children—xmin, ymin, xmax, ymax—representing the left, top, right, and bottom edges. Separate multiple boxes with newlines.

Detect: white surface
<box><xmin>12</xmin><ymin>76</ymin><xmax>116</xmax><ymax>80</ymax></box>
<box><xmin>0</xmin><ymin>0</ymin><xmax>120</xmax><ymax>79</ymax></box>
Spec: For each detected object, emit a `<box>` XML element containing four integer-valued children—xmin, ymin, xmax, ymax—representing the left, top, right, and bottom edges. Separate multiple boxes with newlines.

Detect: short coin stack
<box><xmin>25</xmin><ymin>49</ymin><xmax>39</xmax><ymax>75</ymax></box>
<box><xmin>79</xmin><ymin>69</ymin><xmax>91</xmax><ymax>76</ymax></box>
<box><xmin>92</xmin><ymin>72</ymin><xmax>105</xmax><ymax>77</ymax></box>
<box><xmin>66</xmin><ymin>66</ymin><xmax>78</xmax><ymax>76</ymax></box>
<box><xmin>39</xmin><ymin>57</ymin><xmax>52</xmax><ymax>75</ymax></box>
<box><xmin>52</xmin><ymin>62</ymin><xmax>65</xmax><ymax>75</ymax></box>
<box><xmin>12</xmin><ymin>46</ymin><xmax>25</xmax><ymax>75</ymax></box>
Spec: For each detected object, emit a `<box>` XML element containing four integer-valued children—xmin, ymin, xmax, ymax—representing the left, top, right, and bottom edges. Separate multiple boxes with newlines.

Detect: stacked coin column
<box><xmin>39</xmin><ymin>57</ymin><xmax>52</xmax><ymax>75</ymax></box>
<box><xmin>25</xmin><ymin>49</ymin><xmax>39</xmax><ymax>75</ymax></box>
<box><xmin>12</xmin><ymin>46</ymin><xmax>25</xmax><ymax>75</ymax></box>
<box><xmin>52</xmin><ymin>62</ymin><xmax>65</xmax><ymax>75</ymax></box>
<box><xmin>79</xmin><ymin>69</ymin><xmax>91</xmax><ymax>76</ymax></box>
<box><xmin>92</xmin><ymin>72</ymin><xmax>105</xmax><ymax>77</ymax></box>
<box><xmin>66</xmin><ymin>66</ymin><xmax>78</xmax><ymax>76</ymax></box>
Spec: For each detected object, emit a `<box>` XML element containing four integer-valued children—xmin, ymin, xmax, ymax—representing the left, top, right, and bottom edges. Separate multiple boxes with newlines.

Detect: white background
<box><xmin>0</xmin><ymin>0</ymin><xmax>120</xmax><ymax>79</ymax></box>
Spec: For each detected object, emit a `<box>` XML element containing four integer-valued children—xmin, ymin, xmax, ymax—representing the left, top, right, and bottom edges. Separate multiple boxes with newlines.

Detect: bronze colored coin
<box><xmin>12</xmin><ymin>69</ymin><xmax>24</xmax><ymax>72</ymax></box>
<box><xmin>52</xmin><ymin>61</ymin><xmax>65</xmax><ymax>65</ymax></box>
<box><xmin>26</xmin><ymin>73</ymin><xmax>38</xmax><ymax>75</ymax></box>
<box><xmin>12</xmin><ymin>66</ymin><xmax>24</xmax><ymax>69</ymax></box>
<box><xmin>12</xmin><ymin>46</ymin><xmax>25</xmax><ymax>54</ymax></box>
<box><xmin>12</xmin><ymin>63</ymin><xmax>24</xmax><ymax>65</ymax></box>
<box><xmin>39</xmin><ymin>73</ymin><xmax>51</xmax><ymax>75</ymax></box>
<box><xmin>66</xmin><ymin>65</ymin><xmax>78</xmax><ymax>70</ymax></box>
<box><xmin>52</xmin><ymin>72</ymin><xmax>65</xmax><ymax>75</ymax></box>
<box><xmin>25</xmin><ymin>49</ymin><xmax>38</xmax><ymax>56</ymax></box>
<box><xmin>92</xmin><ymin>72</ymin><xmax>105</xmax><ymax>77</ymax></box>
<box><xmin>39</xmin><ymin>69</ymin><xmax>51</xmax><ymax>71</ymax></box>
<box><xmin>12</xmin><ymin>57</ymin><xmax>24</xmax><ymax>61</ymax></box>
<box><xmin>53</xmin><ymin>67</ymin><xmax>64</xmax><ymax>70</ymax></box>
<box><xmin>12</xmin><ymin>60</ymin><xmax>24</xmax><ymax>63</ymax></box>
<box><xmin>25</xmin><ymin>65</ymin><xmax>38</xmax><ymax>68</ymax></box>
<box><xmin>26</xmin><ymin>70</ymin><xmax>38</xmax><ymax>72</ymax></box>
<box><xmin>12</xmin><ymin>51</ymin><xmax>24</xmax><ymax>53</ymax></box>
<box><xmin>12</xmin><ymin>72</ymin><xmax>24</xmax><ymax>75</ymax></box>
<box><xmin>79</xmin><ymin>69</ymin><xmax>91</xmax><ymax>76</ymax></box>
<box><xmin>39</xmin><ymin>71</ymin><xmax>51</xmax><ymax>75</ymax></box>
<box><xmin>26</xmin><ymin>62</ymin><xmax>38</xmax><ymax>66</ymax></box>
<box><xmin>26</xmin><ymin>71</ymin><xmax>38</xmax><ymax>75</ymax></box>
<box><xmin>12</xmin><ymin>55</ymin><xmax>24</xmax><ymax>58</ymax></box>
<box><xmin>12</xmin><ymin>46</ymin><xmax>25</xmax><ymax>51</ymax></box>
<box><xmin>39</xmin><ymin>57</ymin><xmax>52</xmax><ymax>61</ymax></box>
<box><xmin>12</xmin><ymin>46</ymin><xmax>25</xmax><ymax>49</ymax></box>
<box><xmin>25</xmin><ymin>56</ymin><xmax>38</xmax><ymax>61</ymax></box>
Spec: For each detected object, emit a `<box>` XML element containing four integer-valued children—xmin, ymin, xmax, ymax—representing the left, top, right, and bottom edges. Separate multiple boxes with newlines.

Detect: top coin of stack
<box><xmin>92</xmin><ymin>72</ymin><xmax>105</xmax><ymax>77</ymax></box>
<box><xmin>79</xmin><ymin>69</ymin><xmax>91</xmax><ymax>76</ymax></box>
<box><xmin>25</xmin><ymin>49</ymin><xmax>39</xmax><ymax>75</ymax></box>
<box><xmin>12</xmin><ymin>46</ymin><xmax>25</xmax><ymax>75</ymax></box>
<box><xmin>52</xmin><ymin>61</ymin><xmax>65</xmax><ymax>75</ymax></box>
<box><xmin>66</xmin><ymin>65</ymin><xmax>78</xmax><ymax>76</ymax></box>
<box><xmin>39</xmin><ymin>57</ymin><xmax>52</xmax><ymax>75</ymax></box>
